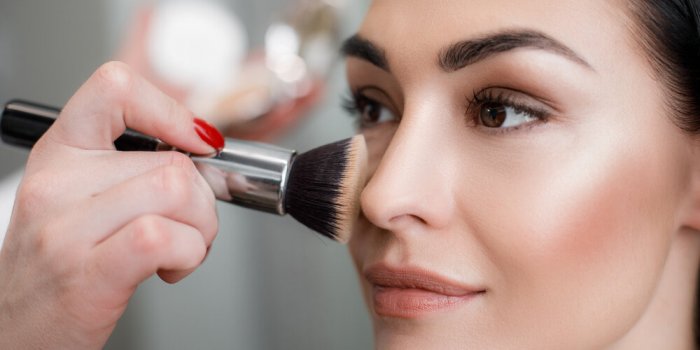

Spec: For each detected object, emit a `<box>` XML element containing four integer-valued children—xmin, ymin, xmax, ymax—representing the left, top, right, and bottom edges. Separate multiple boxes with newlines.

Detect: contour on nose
<box><xmin>359</xmin><ymin>147</ymin><xmax>453</xmax><ymax>231</ymax></box>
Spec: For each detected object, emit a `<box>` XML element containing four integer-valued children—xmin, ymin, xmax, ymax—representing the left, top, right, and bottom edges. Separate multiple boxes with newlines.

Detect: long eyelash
<box><xmin>341</xmin><ymin>90</ymin><xmax>366</xmax><ymax>129</ymax></box>
<box><xmin>341</xmin><ymin>91</ymin><xmax>361</xmax><ymax>116</ymax></box>
<box><xmin>465</xmin><ymin>89</ymin><xmax>550</xmax><ymax>128</ymax></box>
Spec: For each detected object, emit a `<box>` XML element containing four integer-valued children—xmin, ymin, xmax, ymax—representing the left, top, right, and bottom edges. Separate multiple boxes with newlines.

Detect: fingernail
<box><xmin>194</xmin><ymin>118</ymin><xmax>225</xmax><ymax>151</ymax></box>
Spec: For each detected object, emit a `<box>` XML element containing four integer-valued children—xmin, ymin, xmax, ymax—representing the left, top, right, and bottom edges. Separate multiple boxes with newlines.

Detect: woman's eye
<box><xmin>479</xmin><ymin>102</ymin><xmax>538</xmax><ymax>129</ymax></box>
<box><xmin>359</xmin><ymin>99</ymin><xmax>395</xmax><ymax>126</ymax></box>
<box><xmin>343</xmin><ymin>93</ymin><xmax>397</xmax><ymax>128</ymax></box>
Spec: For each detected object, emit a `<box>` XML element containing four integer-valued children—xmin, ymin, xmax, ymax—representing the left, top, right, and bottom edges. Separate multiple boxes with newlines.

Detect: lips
<box><xmin>364</xmin><ymin>264</ymin><xmax>485</xmax><ymax>318</ymax></box>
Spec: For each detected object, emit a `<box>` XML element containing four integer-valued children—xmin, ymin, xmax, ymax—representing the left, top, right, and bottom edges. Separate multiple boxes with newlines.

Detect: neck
<box><xmin>611</xmin><ymin>227</ymin><xmax>700</xmax><ymax>350</ymax></box>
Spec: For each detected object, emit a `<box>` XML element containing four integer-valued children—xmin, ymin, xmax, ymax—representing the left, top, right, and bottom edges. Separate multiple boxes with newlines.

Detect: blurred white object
<box><xmin>265</xmin><ymin>24</ymin><xmax>307</xmax><ymax>85</ymax></box>
<box><xmin>206</xmin><ymin>0</ymin><xmax>344</xmax><ymax>129</ymax></box>
<box><xmin>147</xmin><ymin>1</ymin><xmax>248</xmax><ymax>114</ymax></box>
<box><xmin>0</xmin><ymin>171</ymin><xmax>22</xmax><ymax>245</ymax></box>
<box><xmin>135</xmin><ymin>0</ymin><xmax>346</xmax><ymax>137</ymax></box>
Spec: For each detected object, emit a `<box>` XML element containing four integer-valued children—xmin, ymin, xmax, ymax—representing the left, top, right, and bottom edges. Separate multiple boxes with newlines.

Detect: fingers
<box><xmin>46</xmin><ymin>61</ymin><xmax>219</xmax><ymax>155</ymax></box>
<box><xmin>55</xmin><ymin>158</ymin><xmax>218</xmax><ymax>247</ymax></box>
<box><xmin>15</xmin><ymin>151</ymin><xmax>216</xmax><ymax>245</ymax></box>
<box><xmin>69</xmin><ymin>151</ymin><xmax>214</xmax><ymax>198</ymax></box>
<box><xmin>157</xmin><ymin>265</ymin><xmax>198</xmax><ymax>284</ymax></box>
<box><xmin>87</xmin><ymin>215</ymin><xmax>207</xmax><ymax>294</ymax></box>
<box><xmin>0</xmin><ymin>61</ymin><xmax>225</xmax><ymax>348</ymax></box>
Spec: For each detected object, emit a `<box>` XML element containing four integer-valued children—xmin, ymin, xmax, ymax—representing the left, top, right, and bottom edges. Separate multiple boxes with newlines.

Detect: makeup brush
<box><xmin>0</xmin><ymin>100</ymin><xmax>367</xmax><ymax>243</ymax></box>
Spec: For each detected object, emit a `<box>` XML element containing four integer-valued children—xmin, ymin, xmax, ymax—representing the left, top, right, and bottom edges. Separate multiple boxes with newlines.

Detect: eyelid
<box><xmin>468</xmin><ymin>87</ymin><xmax>556</xmax><ymax>110</ymax></box>
<box><xmin>353</xmin><ymin>85</ymin><xmax>401</xmax><ymax>116</ymax></box>
<box><xmin>495</xmin><ymin>87</ymin><xmax>558</xmax><ymax>110</ymax></box>
<box><xmin>466</xmin><ymin>87</ymin><xmax>555</xmax><ymax>121</ymax></box>
<box><xmin>466</xmin><ymin>87</ymin><xmax>555</xmax><ymax>133</ymax></box>
<box><xmin>342</xmin><ymin>85</ymin><xmax>401</xmax><ymax>129</ymax></box>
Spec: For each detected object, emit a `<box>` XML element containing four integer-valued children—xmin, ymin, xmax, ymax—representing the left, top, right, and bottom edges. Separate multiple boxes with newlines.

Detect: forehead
<box><xmin>359</xmin><ymin>0</ymin><xmax>633</xmax><ymax>75</ymax></box>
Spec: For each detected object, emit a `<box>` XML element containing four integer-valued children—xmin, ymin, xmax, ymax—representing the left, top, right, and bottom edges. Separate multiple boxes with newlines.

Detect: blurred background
<box><xmin>0</xmin><ymin>0</ymin><xmax>372</xmax><ymax>349</ymax></box>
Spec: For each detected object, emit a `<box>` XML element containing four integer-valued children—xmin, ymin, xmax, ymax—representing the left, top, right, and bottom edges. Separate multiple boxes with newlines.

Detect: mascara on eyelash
<box><xmin>341</xmin><ymin>94</ymin><xmax>359</xmax><ymax>115</ymax></box>
<box><xmin>341</xmin><ymin>92</ymin><xmax>367</xmax><ymax>129</ymax></box>
<box><xmin>466</xmin><ymin>89</ymin><xmax>550</xmax><ymax>121</ymax></box>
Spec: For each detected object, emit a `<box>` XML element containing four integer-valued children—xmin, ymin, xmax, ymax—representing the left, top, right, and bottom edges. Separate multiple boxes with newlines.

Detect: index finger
<box><xmin>46</xmin><ymin>61</ymin><xmax>222</xmax><ymax>154</ymax></box>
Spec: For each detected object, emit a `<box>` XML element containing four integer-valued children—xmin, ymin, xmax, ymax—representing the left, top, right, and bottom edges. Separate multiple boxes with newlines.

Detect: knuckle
<box><xmin>204</xmin><ymin>212</ymin><xmax>219</xmax><ymax>245</ymax></box>
<box><xmin>182</xmin><ymin>236</ymin><xmax>207</xmax><ymax>269</ymax></box>
<box><xmin>164</xmin><ymin>151</ymin><xmax>194</xmax><ymax>170</ymax></box>
<box><xmin>191</xmin><ymin>240</ymin><xmax>207</xmax><ymax>266</ymax></box>
<box><xmin>32</xmin><ymin>227</ymin><xmax>51</xmax><ymax>253</ymax></box>
<box><xmin>162</xmin><ymin>97</ymin><xmax>185</xmax><ymax>131</ymax></box>
<box><xmin>155</xmin><ymin>164</ymin><xmax>195</xmax><ymax>205</ymax></box>
<box><xmin>15</xmin><ymin>175</ymin><xmax>52</xmax><ymax>215</ymax></box>
<box><xmin>33</xmin><ymin>224</ymin><xmax>62</xmax><ymax>256</ymax></box>
<box><xmin>93</xmin><ymin>61</ymin><xmax>134</xmax><ymax>98</ymax></box>
<box><xmin>130</xmin><ymin>216</ymin><xmax>170</xmax><ymax>253</ymax></box>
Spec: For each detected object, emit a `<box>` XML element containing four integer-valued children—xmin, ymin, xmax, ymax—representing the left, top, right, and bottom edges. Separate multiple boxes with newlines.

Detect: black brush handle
<box><xmin>1</xmin><ymin>99</ymin><xmax>164</xmax><ymax>151</ymax></box>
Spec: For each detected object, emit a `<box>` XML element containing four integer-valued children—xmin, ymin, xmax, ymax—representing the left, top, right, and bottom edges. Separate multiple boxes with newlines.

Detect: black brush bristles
<box><xmin>284</xmin><ymin>135</ymin><xmax>367</xmax><ymax>243</ymax></box>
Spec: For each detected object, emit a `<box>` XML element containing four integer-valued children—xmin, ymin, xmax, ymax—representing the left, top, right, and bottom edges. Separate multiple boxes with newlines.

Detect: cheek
<box><xmin>508</xmin><ymin>145</ymin><xmax>672</xmax><ymax>283</ymax></box>
<box><xmin>348</xmin><ymin>123</ymin><xmax>399</xmax><ymax>296</ymax></box>
<box><xmin>468</xmin><ymin>124</ymin><xmax>688</xmax><ymax>341</ymax></box>
<box><xmin>361</xmin><ymin>123</ymin><xmax>399</xmax><ymax>180</ymax></box>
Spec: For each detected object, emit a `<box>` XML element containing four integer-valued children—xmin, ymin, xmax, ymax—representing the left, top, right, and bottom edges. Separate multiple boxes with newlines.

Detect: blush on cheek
<box><xmin>537</xmin><ymin>137</ymin><xmax>679</xmax><ymax>274</ymax></box>
<box><xmin>487</xmin><ymin>133</ymin><xmax>684</xmax><ymax>344</ymax></box>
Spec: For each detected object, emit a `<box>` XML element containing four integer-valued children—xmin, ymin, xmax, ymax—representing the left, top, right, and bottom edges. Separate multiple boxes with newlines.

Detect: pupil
<box><xmin>367</xmin><ymin>103</ymin><xmax>379</xmax><ymax>121</ymax></box>
<box><xmin>481</xmin><ymin>104</ymin><xmax>506</xmax><ymax>127</ymax></box>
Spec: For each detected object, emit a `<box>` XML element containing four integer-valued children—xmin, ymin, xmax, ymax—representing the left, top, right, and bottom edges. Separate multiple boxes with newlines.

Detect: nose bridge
<box><xmin>360</xmin><ymin>104</ymin><xmax>454</xmax><ymax>230</ymax></box>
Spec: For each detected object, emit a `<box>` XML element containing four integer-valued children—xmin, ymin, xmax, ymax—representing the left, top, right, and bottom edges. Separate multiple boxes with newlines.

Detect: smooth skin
<box><xmin>2</xmin><ymin>1</ymin><xmax>700</xmax><ymax>348</ymax></box>
<box><xmin>0</xmin><ymin>62</ymin><xmax>219</xmax><ymax>349</ymax></box>
<box><xmin>347</xmin><ymin>1</ymin><xmax>700</xmax><ymax>349</ymax></box>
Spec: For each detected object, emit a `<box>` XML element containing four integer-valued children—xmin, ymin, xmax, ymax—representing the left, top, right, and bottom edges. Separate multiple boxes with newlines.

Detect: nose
<box><xmin>360</xmin><ymin>111</ymin><xmax>454</xmax><ymax>232</ymax></box>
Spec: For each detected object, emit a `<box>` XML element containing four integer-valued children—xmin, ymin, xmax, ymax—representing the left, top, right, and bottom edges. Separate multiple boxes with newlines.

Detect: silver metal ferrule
<box><xmin>192</xmin><ymin>139</ymin><xmax>296</xmax><ymax>215</ymax></box>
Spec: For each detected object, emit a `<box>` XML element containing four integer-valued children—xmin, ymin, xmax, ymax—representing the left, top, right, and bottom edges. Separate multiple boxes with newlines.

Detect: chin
<box><xmin>372</xmin><ymin>318</ymin><xmax>488</xmax><ymax>350</ymax></box>
<box><xmin>364</xmin><ymin>285</ymin><xmax>492</xmax><ymax>349</ymax></box>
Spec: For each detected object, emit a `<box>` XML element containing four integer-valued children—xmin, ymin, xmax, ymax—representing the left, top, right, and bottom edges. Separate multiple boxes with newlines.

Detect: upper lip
<box><xmin>364</xmin><ymin>264</ymin><xmax>485</xmax><ymax>296</ymax></box>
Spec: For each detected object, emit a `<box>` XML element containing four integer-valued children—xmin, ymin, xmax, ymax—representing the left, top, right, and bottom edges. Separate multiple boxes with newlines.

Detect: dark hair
<box><xmin>630</xmin><ymin>0</ymin><xmax>700</xmax><ymax>132</ymax></box>
<box><xmin>628</xmin><ymin>0</ymin><xmax>700</xmax><ymax>344</ymax></box>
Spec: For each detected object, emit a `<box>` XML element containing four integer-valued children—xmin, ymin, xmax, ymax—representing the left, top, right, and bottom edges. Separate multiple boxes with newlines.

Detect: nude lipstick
<box><xmin>364</xmin><ymin>265</ymin><xmax>485</xmax><ymax>318</ymax></box>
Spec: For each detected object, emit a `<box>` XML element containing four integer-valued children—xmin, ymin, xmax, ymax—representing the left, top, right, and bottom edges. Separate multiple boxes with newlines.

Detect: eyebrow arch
<box><xmin>439</xmin><ymin>29</ymin><xmax>593</xmax><ymax>72</ymax></box>
<box><xmin>341</xmin><ymin>34</ymin><xmax>390</xmax><ymax>72</ymax></box>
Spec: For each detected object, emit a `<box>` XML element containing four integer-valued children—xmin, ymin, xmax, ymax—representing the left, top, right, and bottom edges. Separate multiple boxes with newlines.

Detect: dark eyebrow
<box><xmin>438</xmin><ymin>29</ymin><xmax>593</xmax><ymax>72</ymax></box>
<box><xmin>341</xmin><ymin>34</ymin><xmax>390</xmax><ymax>72</ymax></box>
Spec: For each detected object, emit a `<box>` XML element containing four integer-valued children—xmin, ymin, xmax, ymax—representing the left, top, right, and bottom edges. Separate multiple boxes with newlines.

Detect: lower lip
<box><xmin>372</xmin><ymin>286</ymin><xmax>480</xmax><ymax>318</ymax></box>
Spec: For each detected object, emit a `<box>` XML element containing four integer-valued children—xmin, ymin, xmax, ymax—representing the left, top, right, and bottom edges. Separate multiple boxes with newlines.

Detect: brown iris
<box><xmin>362</xmin><ymin>100</ymin><xmax>383</xmax><ymax>124</ymax></box>
<box><xmin>480</xmin><ymin>103</ymin><xmax>507</xmax><ymax>127</ymax></box>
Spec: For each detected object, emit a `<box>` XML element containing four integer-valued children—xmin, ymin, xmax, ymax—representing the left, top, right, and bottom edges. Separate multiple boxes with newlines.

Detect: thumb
<box><xmin>47</xmin><ymin>61</ymin><xmax>223</xmax><ymax>154</ymax></box>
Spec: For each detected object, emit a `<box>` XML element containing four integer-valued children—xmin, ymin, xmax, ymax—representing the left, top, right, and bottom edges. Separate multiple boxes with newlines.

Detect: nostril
<box><xmin>389</xmin><ymin>214</ymin><xmax>428</xmax><ymax>226</ymax></box>
<box><xmin>360</xmin><ymin>172</ymin><xmax>454</xmax><ymax>232</ymax></box>
<box><xmin>360</xmin><ymin>178</ymin><xmax>431</xmax><ymax>231</ymax></box>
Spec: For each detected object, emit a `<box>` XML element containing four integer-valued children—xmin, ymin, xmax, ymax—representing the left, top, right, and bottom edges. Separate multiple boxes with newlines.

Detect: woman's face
<box><xmin>345</xmin><ymin>0</ymin><xmax>697</xmax><ymax>348</ymax></box>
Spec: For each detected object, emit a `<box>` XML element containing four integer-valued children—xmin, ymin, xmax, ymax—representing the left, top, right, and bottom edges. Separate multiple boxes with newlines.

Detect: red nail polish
<box><xmin>194</xmin><ymin>118</ymin><xmax>225</xmax><ymax>151</ymax></box>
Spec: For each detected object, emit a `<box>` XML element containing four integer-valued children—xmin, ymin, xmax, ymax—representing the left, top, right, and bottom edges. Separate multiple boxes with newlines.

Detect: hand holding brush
<box><xmin>0</xmin><ymin>62</ymin><xmax>366</xmax><ymax>349</ymax></box>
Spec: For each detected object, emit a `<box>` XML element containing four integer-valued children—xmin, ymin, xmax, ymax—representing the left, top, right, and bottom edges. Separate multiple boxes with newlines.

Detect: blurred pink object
<box><xmin>114</xmin><ymin>1</ymin><xmax>341</xmax><ymax>141</ymax></box>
